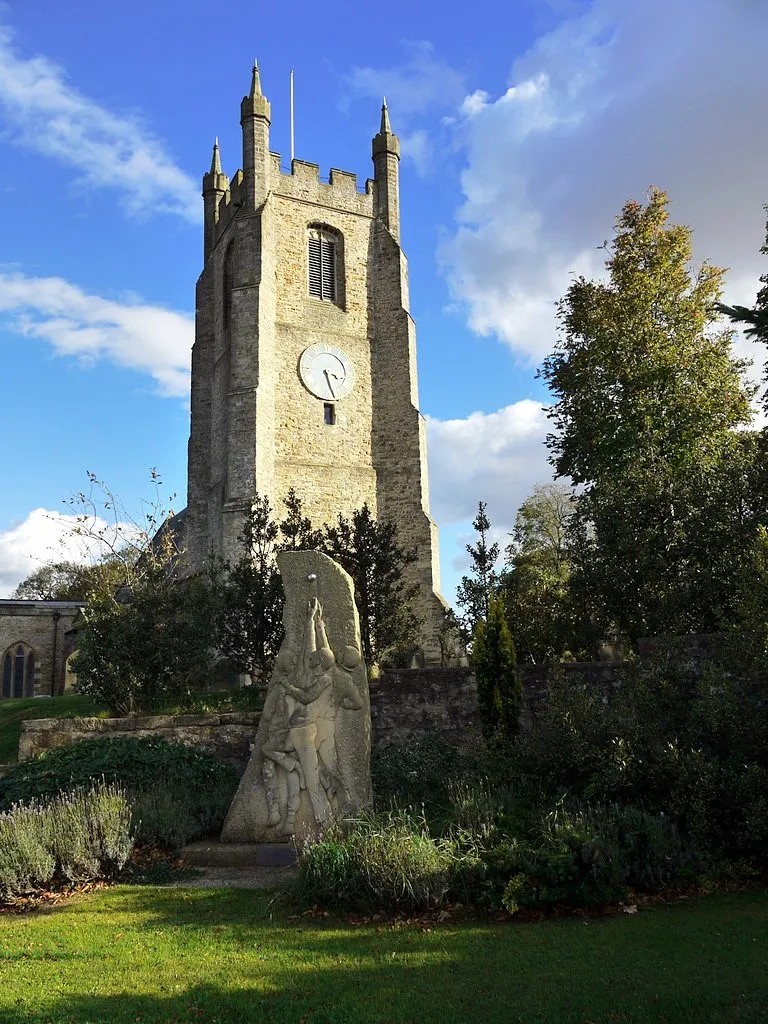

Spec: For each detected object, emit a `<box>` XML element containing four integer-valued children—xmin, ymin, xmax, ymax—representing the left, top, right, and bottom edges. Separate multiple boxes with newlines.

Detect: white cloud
<box><xmin>0</xmin><ymin>508</ymin><xmax>123</xmax><ymax>597</ymax></box>
<box><xmin>427</xmin><ymin>399</ymin><xmax>552</xmax><ymax>531</ymax></box>
<box><xmin>0</xmin><ymin>272</ymin><xmax>193</xmax><ymax>396</ymax></box>
<box><xmin>345</xmin><ymin>41</ymin><xmax>465</xmax><ymax>175</ymax></box>
<box><xmin>442</xmin><ymin>0</ymin><xmax>768</xmax><ymax>368</ymax></box>
<box><xmin>398</xmin><ymin>130</ymin><xmax>432</xmax><ymax>177</ymax></box>
<box><xmin>347</xmin><ymin>40</ymin><xmax>465</xmax><ymax>116</ymax></box>
<box><xmin>0</xmin><ymin>21</ymin><xmax>199</xmax><ymax>221</ymax></box>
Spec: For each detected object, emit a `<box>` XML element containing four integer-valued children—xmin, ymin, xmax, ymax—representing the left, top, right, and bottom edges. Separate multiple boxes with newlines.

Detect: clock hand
<box><xmin>323</xmin><ymin>369</ymin><xmax>337</xmax><ymax>398</ymax></box>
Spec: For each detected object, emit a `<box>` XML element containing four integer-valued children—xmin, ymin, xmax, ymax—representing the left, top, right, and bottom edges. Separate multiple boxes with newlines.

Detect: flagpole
<box><xmin>290</xmin><ymin>69</ymin><xmax>295</xmax><ymax>163</ymax></box>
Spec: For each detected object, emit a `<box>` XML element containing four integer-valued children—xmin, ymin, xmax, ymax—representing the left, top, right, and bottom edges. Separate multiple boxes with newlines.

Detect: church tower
<box><xmin>186</xmin><ymin>66</ymin><xmax>449</xmax><ymax>661</ymax></box>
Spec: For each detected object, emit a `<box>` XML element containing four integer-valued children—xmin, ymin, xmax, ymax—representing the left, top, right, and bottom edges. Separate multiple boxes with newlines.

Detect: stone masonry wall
<box><xmin>17</xmin><ymin>663</ymin><xmax>628</xmax><ymax>767</ymax></box>
<box><xmin>0</xmin><ymin>601</ymin><xmax>82</xmax><ymax>698</ymax></box>
<box><xmin>369</xmin><ymin>667</ymin><xmax>480</xmax><ymax>750</ymax></box>
<box><xmin>18</xmin><ymin>711</ymin><xmax>260</xmax><ymax>770</ymax></box>
<box><xmin>16</xmin><ymin>638</ymin><xmax>728</xmax><ymax>768</ymax></box>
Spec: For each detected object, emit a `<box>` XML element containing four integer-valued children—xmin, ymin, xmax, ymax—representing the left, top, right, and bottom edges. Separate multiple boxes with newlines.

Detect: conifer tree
<box><xmin>719</xmin><ymin>208</ymin><xmax>768</xmax><ymax>410</ymax></box>
<box><xmin>456</xmin><ymin>501</ymin><xmax>500</xmax><ymax>641</ymax></box>
<box><xmin>472</xmin><ymin>595</ymin><xmax>520</xmax><ymax>742</ymax></box>
<box><xmin>278</xmin><ymin>488</ymin><xmax>324</xmax><ymax>550</ymax></box>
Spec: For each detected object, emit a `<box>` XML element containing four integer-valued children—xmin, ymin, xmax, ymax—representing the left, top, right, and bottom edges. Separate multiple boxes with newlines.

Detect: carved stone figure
<box><xmin>221</xmin><ymin>550</ymin><xmax>371</xmax><ymax>842</ymax></box>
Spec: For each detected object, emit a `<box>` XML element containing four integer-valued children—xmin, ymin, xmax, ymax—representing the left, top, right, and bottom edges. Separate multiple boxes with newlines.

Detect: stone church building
<box><xmin>185</xmin><ymin>65</ymin><xmax>449</xmax><ymax>661</ymax></box>
<box><xmin>0</xmin><ymin>600</ymin><xmax>82</xmax><ymax>698</ymax></box>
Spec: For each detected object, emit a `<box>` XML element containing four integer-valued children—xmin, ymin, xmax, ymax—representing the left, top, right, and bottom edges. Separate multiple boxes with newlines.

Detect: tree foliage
<box><xmin>502</xmin><ymin>483</ymin><xmax>594</xmax><ymax>662</ymax></box>
<box><xmin>278</xmin><ymin>488</ymin><xmax>324</xmax><ymax>551</ymax></box>
<box><xmin>719</xmin><ymin>207</ymin><xmax>768</xmax><ymax>410</ymax></box>
<box><xmin>540</xmin><ymin>188</ymin><xmax>759</xmax><ymax>640</ymax></box>
<box><xmin>74</xmin><ymin>533</ymin><xmax>219</xmax><ymax>715</ymax></box>
<box><xmin>323</xmin><ymin>503</ymin><xmax>420</xmax><ymax>666</ymax></box>
<box><xmin>456</xmin><ymin>501</ymin><xmax>500</xmax><ymax>642</ymax></box>
<box><xmin>472</xmin><ymin>595</ymin><xmax>520</xmax><ymax>742</ymax></box>
<box><xmin>214</xmin><ymin>495</ymin><xmax>285</xmax><ymax>681</ymax></box>
<box><xmin>64</xmin><ymin>474</ymin><xmax>218</xmax><ymax>714</ymax></box>
<box><xmin>11</xmin><ymin>558</ymin><xmax>123</xmax><ymax>602</ymax></box>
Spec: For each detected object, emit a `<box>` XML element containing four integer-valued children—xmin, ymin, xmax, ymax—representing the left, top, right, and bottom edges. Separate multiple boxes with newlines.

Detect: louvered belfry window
<box><xmin>308</xmin><ymin>230</ymin><xmax>337</xmax><ymax>301</ymax></box>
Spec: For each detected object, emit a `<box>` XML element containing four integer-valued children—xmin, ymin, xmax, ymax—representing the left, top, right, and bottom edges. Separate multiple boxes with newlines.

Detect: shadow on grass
<box><xmin>0</xmin><ymin>981</ymin><xmax>369</xmax><ymax>1024</ymax></box>
<box><xmin>3</xmin><ymin>964</ymin><xmax>768</xmax><ymax>1024</ymax></box>
<box><xmin>2</xmin><ymin>887</ymin><xmax>767</xmax><ymax>1024</ymax></box>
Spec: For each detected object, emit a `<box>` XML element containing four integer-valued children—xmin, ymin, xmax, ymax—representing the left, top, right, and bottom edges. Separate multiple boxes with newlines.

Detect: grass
<box><xmin>0</xmin><ymin>695</ymin><xmax>108</xmax><ymax>765</ymax></box>
<box><xmin>150</xmin><ymin>687</ymin><xmax>263</xmax><ymax>716</ymax></box>
<box><xmin>0</xmin><ymin>886</ymin><xmax>766</xmax><ymax>1023</ymax></box>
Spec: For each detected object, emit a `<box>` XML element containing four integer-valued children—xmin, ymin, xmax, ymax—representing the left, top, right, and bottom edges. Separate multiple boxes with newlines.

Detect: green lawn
<box><xmin>0</xmin><ymin>695</ymin><xmax>108</xmax><ymax>764</ymax></box>
<box><xmin>1</xmin><ymin>886</ymin><xmax>766</xmax><ymax>1023</ymax></box>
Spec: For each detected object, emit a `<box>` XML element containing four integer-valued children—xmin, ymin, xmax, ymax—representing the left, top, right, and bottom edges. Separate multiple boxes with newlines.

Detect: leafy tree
<box><xmin>11</xmin><ymin>558</ymin><xmax>123</xmax><ymax>602</ymax></box>
<box><xmin>502</xmin><ymin>483</ymin><xmax>593</xmax><ymax>662</ymax></box>
<box><xmin>472</xmin><ymin>595</ymin><xmax>520</xmax><ymax>742</ymax></box>
<box><xmin>718</xmin><ymin>207</ymin><xmax>768</xmax><ymax>410</ymax></box>
<box><xmin>68</xmin><ymin>473</ymin><xmax>219</xmax><ymax>714</ymax></box>
<box><xmin>322</xmin><ymin>504</ymin><xmax>420</xmax><ymax>666</ymax></box>
<box><xmin>278</xmin><ymin>488</ymin><xmax>324</xmax><ymax>550</ymax></box>
<box><xmin>74</xmin><ymin>533</ymin><xmax>219</xmax><ymax>715</ymax></box>
<box><xmin>727</xmin><ymin>522</ymin><xmax>768</xmax><ymax>671</ymax></box>
<box><xmin>540</xmin><ymin>188</ymin><xmax>758</xmax><ymax>640</ymax></box>
<box><xmin>215</xmin><ymin>495</ymin><xmax>285</xmax><ymax>682</ymax></box>
<box><xmin>456</xmin><ymin>501</ymin><xmax>500</xmax><ymax>642</ymax></box>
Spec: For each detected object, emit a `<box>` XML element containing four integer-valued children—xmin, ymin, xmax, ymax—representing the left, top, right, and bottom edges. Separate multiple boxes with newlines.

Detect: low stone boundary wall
<box><xmin>15</xmin><ymin>638</ymin><xmax>729</xmax><ymax>767</ymax></box>
<box><xmin>17</xmin><ymin>670</ymin><xmax>484</xmax><ymax>766</ymax></box>
<box><xmin>369</xmin><ymin>667</ymin><xmax>480</xmax><ymax>749</ymax></box>
<box><xmin>16</xmin><ymin>664</ymin><xmax>623</xmax><ymax>766</ymax></box>
<box><xmin>18</xmin><ymin>711</ymin><xmax>260</xmax><ymax>770</ymax></box>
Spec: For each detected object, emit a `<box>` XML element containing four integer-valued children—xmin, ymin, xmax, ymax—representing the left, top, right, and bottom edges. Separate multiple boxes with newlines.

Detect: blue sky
<box><xmin>1</xmin><ymin>0</ymin><xmax>767</xmax><ymax>601</ymax></box>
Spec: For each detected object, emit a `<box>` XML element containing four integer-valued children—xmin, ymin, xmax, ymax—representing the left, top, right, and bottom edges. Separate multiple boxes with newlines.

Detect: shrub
<box><xmin>74</xmin><ymin>561</ymin><xmax>221</xmax><ymax>716</ymax></box>
<box><xmin>131</xmin><ymin>777</ymin><xmax>235</xmax><ymax>853</ymax></box>
<box><xmin>371</xmin><ymin>732</ymin><xmax>467</xmax><ymax>811</ymax></box>
<box><xmin>0</xmin><ymin>737</ymin><xmax>240</xmax><ymax>851</ymax></box>
<box><xmin>0</xmin><ymin>782</ymin><xmax>133</xmax><ymax>901</ymax></box>
<box><xmin>509</xmin><ymin>661</ymin><xmax>768</xmax><ymax>862</ymax></box>
<box><xmin>485</xmin><ymin>801</ymin><xmax>700</xmax><ymax>915</ymax></box>
<box><xmin>298</xmin><ymin>810</ymin><xmax>458</xmax><ymax>912</ymax></box>
<box><xmin>445</xmin><ymin>777</ymin><xmax>500</xmax><ymax>839</ymax></box>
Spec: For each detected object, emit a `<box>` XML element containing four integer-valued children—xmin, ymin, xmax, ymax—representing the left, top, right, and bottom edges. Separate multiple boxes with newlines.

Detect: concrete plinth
<box><xmin>181</xmin><ymin>840</ymin><xmax>297</xmax><ymax>868</ymax></box>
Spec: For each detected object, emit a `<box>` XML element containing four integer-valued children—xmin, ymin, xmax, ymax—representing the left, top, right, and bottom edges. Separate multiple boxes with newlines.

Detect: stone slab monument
<box><xmin>221</xmin><ymin>550</ymin><xmax>371</xmax><ymax>842</ymax></box>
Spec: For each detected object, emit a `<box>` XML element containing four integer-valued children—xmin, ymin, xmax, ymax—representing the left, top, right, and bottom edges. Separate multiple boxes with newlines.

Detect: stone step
<box><xmin>181</xmin><ymin>840</ymin><xmax>298</xmax><ymax>868</ymax></box>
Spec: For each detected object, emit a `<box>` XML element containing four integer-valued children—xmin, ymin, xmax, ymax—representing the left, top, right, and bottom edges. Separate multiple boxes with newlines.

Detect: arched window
<box><xmin>65</xmin><ymin>650</ymin><xmax>79</xmax><ymax>691</ymax></box>
<box><xmin>223</xmin><ymin>241</ymin><xmax>235</xmax><ymax>328</ymax></box>
<box><xmin>308</xmin><ymin>227</ymin><xmax>338</xmax><ymax>302</ymax></box>
<box><xmin>1</xmin><ymin>643</ymin><xmax>35</xmax><ymax>699</ymax></box>
<box><xmin>1</xmin><ymin>653</ymin><xmax>10</xmax><ymax>699</ymax></box>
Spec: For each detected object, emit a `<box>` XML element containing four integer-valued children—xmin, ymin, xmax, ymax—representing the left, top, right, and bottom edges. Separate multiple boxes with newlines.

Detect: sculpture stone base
<box><xmin>182</xmin><ymin>841</ymin><xmax>297</xmax><ymax>868</ymax></box>
<box><xmin>221</xmin><ymin>551</ymin><xmax>372</xmax><ymax>843</ymax></box>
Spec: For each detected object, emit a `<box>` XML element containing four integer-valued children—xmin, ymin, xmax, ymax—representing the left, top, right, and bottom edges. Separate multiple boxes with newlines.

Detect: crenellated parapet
<box><xmin>203</xmin><ymin>66</ymin><xmax>384</xmax><ymax>261</ymax></box>
<box><xmin>205</xmin><ymin>152</ymin><xmax>375</xmax><ymax>258</ymax></box>
<box><xmin>271</xmin><ymin>158</ymin><xmax>374</xmax><ymax>218</ymax></box>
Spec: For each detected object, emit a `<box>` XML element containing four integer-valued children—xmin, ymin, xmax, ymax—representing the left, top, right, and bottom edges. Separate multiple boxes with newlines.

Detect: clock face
<box><xmin>299</xmin><ymin>343</ymin><xmax>355</xmax><ymax>401</ymax></box>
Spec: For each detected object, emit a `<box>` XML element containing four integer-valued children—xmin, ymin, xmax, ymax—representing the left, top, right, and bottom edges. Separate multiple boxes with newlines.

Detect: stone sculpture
<box><xmin>221</xmin><ymin>550</ymin><xmax>371</xmax><ymax>842</ymax></box>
